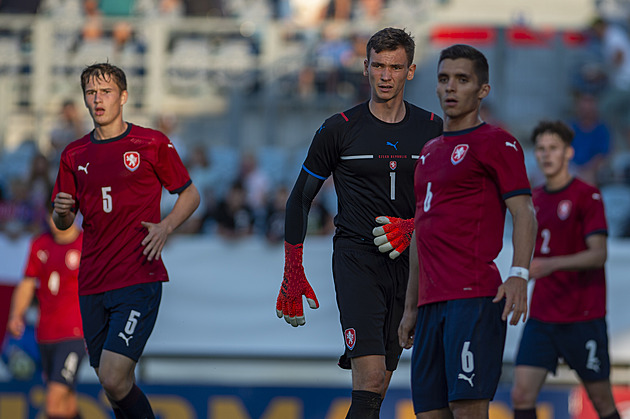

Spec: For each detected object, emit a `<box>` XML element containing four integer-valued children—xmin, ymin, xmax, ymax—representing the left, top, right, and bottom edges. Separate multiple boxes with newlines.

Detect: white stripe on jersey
<box><xmin>340</xmin><ymin>155</ymin><xmax>374</xmax><ymax>160</ymax></box>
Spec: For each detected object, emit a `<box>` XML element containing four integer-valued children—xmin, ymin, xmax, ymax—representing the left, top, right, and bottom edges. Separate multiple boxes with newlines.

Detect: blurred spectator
<box><xmin>49</xmin><ymin>100</ymin><xmax>87</xmax><ymax>166</ymax></box>
<box><xmin>312</xmin><ymin>22</ymin><xmax>356</xmax><ymax>97</ymax></box>
<box><xmin>568</xmin><ymin>91</ymin><xmax>612</xmax><ymax>186</ymax></box>
<box><xmin>157</xmin><ymin>113</ymin><xmax>188</xmax><ymax>163</ymax></box>
<box><xmin>211</xmin><ymin>180</ymin><xmax>254</xmax><ymax>239</ymax></box>
<box><xmin>591</xmin><ymin>16</ymin><xmax>630</xmax><ymax>148</ymax></box>
<box><xmin>25</xmin><ymin>154</ymin><xmax>54</xmax><ymax>226</ymax></box>
<box><xmin>264</xmin><ymin>185</ymin><xmax>289</xmax><ymax>243</ymax></box>
<box><xmin>186</xmin><ymin>144</ymin><xmax>218</xmax><ymax>234</ymax></box>
<box><xmin>306</xmin><ymin>192</ymin><xmax>334</xmax><ymax>236</ymax></box>
<box><xmin>237</xmin><ymin>151</ymin><xmax>271</xmax><ymax>231</ymax></box>
<box><xmin>0</xmin><ymin>178</ymin><xmax>38</xmax><ymax>239</ymax></box>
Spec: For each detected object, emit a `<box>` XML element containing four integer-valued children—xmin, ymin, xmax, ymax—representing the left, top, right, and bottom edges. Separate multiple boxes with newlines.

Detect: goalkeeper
<box><xmin>275</xmin><ymin>27</ymin><xmax>442</xmax><ymax>419</ymax></box>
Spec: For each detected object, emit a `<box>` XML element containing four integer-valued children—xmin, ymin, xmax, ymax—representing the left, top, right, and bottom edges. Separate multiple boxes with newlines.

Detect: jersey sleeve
<box><xmin>52</xmin><ymin>148</ymin><xmax>79</xmax><ymax>211</ymax></box>
<box><xmin>301</xmin><ymin>115</ymin><xmax>344</xmax><ymax>180</ymax></box>
<box><xmin>22</xmin><ymin>238</ymin><xmax>40</xmax><ymax>280</ymax></box>
<box><xmin>581</xmin><ymin>187</ymin><xmax>608</xmax><ymax>237</ymax></box>
<box><xmin>484</xmin><ymin>131</ymin><xmax>531</xmax><ymax>199</ymax></box>
<box><xmin>155</xmin><ymin>132</ymin><xmax>192</xmax><ymax>194</ymax></box>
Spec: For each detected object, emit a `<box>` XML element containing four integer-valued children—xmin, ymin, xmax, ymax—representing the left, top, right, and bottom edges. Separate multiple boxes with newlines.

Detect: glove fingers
<box><xmin>389</xmin><ymin>250</ymin><xmax>401</xmax><ymax>260</ymax></box>
<box><xmin>374</xmin><ymin>234</ymin><xmax>389</xmax><ymax>246</ymax></box>
<box><xmin>372</xmin><ymin>226</ymin><xmax>386</xmax><ymax>236</ymax></box>
<box><xmin>378</xmin><ymin>242</ymin><xmax>394</xmax><ymax>253</ymax></box>
<box><xmin>375</xmin><ymin>216</ymin><xmax>392</xmax><ymax>225</ymax></box>
<box><xmin>305</xmin><ymin>297</ymin><xmax>319</xmax><ymax>310</ymax></box>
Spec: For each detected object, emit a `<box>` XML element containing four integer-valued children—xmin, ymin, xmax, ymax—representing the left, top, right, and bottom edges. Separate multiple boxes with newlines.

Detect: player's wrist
<box><xmin>508</xmin><ymin>266</ymin><xmax>529</xmax><ymax>281</ymax></box>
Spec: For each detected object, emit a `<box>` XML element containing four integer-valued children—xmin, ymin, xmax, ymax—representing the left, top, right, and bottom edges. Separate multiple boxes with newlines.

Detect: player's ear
<box><xmin>120</xmin><ymin>89</ymin><xmax>128</xmax><ymax>106</ymax></box>
<box><xmin>407</xmin><ymin>63</ymin><xmax>416</xmax><ymax>81</ymax></box>
<box><xmin>566</xmin><ymin>145</ymin><xmax>575</xmax><ymax>161</ymax></box>
<box><xmin>363</xmin><ymin>59</ymin><xmax>369</xmax><ymax>76</ymax></box>
<box><xmin>478</xmin><ymin>83</ymin><xmax>490</xmax><ymax>100</ymax></box>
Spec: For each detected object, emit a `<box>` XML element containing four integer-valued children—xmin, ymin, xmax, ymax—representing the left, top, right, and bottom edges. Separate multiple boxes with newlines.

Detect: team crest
<box><xmin>124</xmin><ymin>151</ymin><xmax>140</xmax><ymax>172</ymax></box>
<box><xmin>66</xmin><ymin>249</ymin><xmax>81</xmax><ymax>270</ymax></box>
<box><xmin>344</xmin><ymin>328</ymin><xmax>356</xmax><ymax>350</ymax></box>
<box><xmin>389</xmin><ymin>161</ymin><xmax>397</xmax><ymax>170</ymax></box>
<box><xmin>451</xmin><ymin>144</ymin><xmax>469</xmax><ymax>165</ymax></box>
<box><xmin>557</xmin><ymin>200</ymin><xmax>572</xmax><ymax>220</ymax></box>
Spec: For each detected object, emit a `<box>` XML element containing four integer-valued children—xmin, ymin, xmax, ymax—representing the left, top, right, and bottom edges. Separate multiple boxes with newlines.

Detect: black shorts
<box><xmin>39</xmin><ymin>338</ymin><xmax>86</xmax><ymax>390</ymax></box>
<box><xmin>79</xmin><ymin>282</ymin><xmax>162</xmax><ymax>368</ymax></box>
<box><xmin>332</xmin><ymin>237</ymin><xmax>408</xmax><ymax>371</ymax></box>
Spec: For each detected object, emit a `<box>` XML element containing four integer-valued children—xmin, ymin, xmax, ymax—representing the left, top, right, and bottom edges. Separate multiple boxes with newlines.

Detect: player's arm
<box><xmin>141</xmin><ymin>183</ymin><xmax>200</xmax><ymax>262</ymax></box>
<box><xmin>52</xmin><ymin>192</ymin><xmax>76</xmax><ymax>230</ymax></box>
<box><xmin>276</xmin><ymin>170</ymin><xmax>325</xmax><ymax>327</ymax></box>
<box><xmin>398</xmin><ymin>231</ymin><xmax>419</xmax><ymax>349</ymax></box>
<box><xmin>494</xmin><ymin>194</ymin><xmax>537</xmax><ymax>325</ymax></box>
<box><xmin>530</xmin><ymin>233</ymin><xmax>607</xmax><ymax>279</ymax></box>
<box><xmin>7</xmin><ymin>277</ymin><xmax>36</xmax><ymax>339</ymax></box>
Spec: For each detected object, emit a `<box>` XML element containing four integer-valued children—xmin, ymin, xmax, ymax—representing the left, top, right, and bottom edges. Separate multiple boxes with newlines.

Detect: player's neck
<box><xmin>545</xmin><ymin>170</ymin><xmax>572</xmax><ymax>191</ymax></box>
<box><xmin>444</xmin><ymin>113</ymin><xmax>483</xmax><ymax>132</ymax></box>
<box><xmin>368</xmin><ymin>99</ymin><xmax>406</xmax><ymax>123</ymax></box>
<box><xmin>93</xmin><ymin>120</ymin><xmax>128</xmax><ymax>141</ymax></box>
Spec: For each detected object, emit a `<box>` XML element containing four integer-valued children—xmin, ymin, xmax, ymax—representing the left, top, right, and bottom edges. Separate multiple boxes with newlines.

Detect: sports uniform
<box><xmin>516</xmin><ymin>178</ymin><xmax>610</xmax><ymax>380</ymax></box>
<box><xmin>23</xmin><ymin>230</ymin><xmax>85</xmax><ymax>388</ymax></box>
<box><xmin>411</xmin><ymin>123</ymin><xmax>531</xmax><ymax>411</ymax></box>
<box><xmin>289</xmin><ymin>101</ymin><xmax>442</xmax><ymax>368</ymax></box>
<box><xmin>53</xmin><ymin>123</ymin><xmax>192</xmax><ymax>366</ymax></box>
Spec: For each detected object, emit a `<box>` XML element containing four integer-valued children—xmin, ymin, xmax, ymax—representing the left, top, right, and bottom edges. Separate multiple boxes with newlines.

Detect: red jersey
<box><xmin>530</xmin><ymin>178</ymin><xmax>607</xmax><ymax>322</ymax></box>
<box><xmin>413</xmin><ymin>123</ymin><xmax>531</xmax><ymax>306</ymax></box>
<box><xmin>24</xmin><ymin>231</ymin><xmax>83</xmax><ymax>343</ymax></box>
<box><xmin>53</xmin><ymin>124</ymin><xmax>191</xmax><ymax>295</ymax></box>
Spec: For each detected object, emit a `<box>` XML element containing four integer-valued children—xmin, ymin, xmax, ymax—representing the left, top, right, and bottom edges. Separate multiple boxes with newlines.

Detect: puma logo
<box><xmin>168</xmin><ymin>143</ymin><xmax>174</xmax><ymax>148</ymax></box>
<box><xmin>420</xmin><ymin>153</ymin><xmax>430</xmax><ymax>164</ymax></box>
<box><xmin>505</xmin><ymin>141</ymin><xmax>518</xmax><ymax>150</ymax></box>
<box><xmin>118</xmin><ymin>332</ymin><xmax>133</xmax><ymax>347</ymax></box>
<box><xmin>386</xmin><ymin>141</ymin><xmax>399</xmax><ymax>150</ymax></box>
<box><xmin>78</xmin><ymin>163</ymin><xmax>89</xmax><ymax>174</ymax></box>
<box><xmin>458</xmin><ymin>373</ymin><xmax>475</xmax><ymax>387</ymax></box>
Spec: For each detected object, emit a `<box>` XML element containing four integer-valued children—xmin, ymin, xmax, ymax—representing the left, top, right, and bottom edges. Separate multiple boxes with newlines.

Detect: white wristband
<box><xmin>508</xmin><ymin>266</ymin><xmax>529</xmax><ymax>281</ymax></box>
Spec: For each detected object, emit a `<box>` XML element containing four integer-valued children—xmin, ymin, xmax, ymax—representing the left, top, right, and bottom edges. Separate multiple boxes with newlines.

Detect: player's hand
<box><xmin>493</xmin><ymin>276</ymin><xmax>528</xmax><ymax>325</ymax></box>
<box><xmin>140</xmin><ymin>221</ymin><xmax>170</xmax><ymax>262</ymax></box>
<box><xmin>276</xmin><ymin>242</ymin><xmax>319</xmax><ymax>327</ymax></box>
<box><xmin>398</xmin><ymin>308</ymin><xmax>417</xmax><ymax>349</ymax></box>
<box><xmin>7</xmin><ymin>316</ymin><xmax>25</xmax><ymax>339</ymax></box>
<box><xmin>372</xmin><ymin>216</ymin><xmax>414</xmax><ymax>259</ymax></box>
<box><xmin>53</xmin><ymin>192</ymin><xmax>75</xmax><ymax>217</ymax></box>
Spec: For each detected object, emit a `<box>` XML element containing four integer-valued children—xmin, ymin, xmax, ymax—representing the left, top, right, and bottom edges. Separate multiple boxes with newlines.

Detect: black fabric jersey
<box><xmin>302</xmin><ymin>101</ymin><xmax>443</xmax><ymax>243</ymax></box>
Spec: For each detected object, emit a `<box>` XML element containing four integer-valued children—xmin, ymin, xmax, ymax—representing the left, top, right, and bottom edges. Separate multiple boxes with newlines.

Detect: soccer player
<box><xmin>511</xmin><ymin>120</ymin><xmax>620</xmax><ymax>419</ymax></box>
<box><xmin>397</xmin><ymin>44</ymin><xmax>537</xmax><ymax>418</ymax></box>
<box><xmin>52</xmin><ymin>63</ymin><xmax>200</xmax><ymax>419</ymax></box>
<box><xmin>275</xmin><ymin>27</ymin><xmax>443</xmax><ymax>419</ymax></box>
<box><xmin>8</xmin><ymin>211</ymin><xmax>85</xmax><ymax>419</ymax></box>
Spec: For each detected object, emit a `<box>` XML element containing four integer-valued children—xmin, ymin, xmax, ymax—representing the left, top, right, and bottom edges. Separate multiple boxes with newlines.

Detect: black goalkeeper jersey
<box><xmin>302</xmin><ymin>101</ymin><xmax>443</xmax><ymax>243</ymax></box>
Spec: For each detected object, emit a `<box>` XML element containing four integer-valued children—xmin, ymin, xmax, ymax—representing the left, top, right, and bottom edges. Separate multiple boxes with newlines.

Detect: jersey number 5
<box><xmin>102</xmin><ymin>187</ymin><xmax>113</xmax><ymax>213</ymax></box>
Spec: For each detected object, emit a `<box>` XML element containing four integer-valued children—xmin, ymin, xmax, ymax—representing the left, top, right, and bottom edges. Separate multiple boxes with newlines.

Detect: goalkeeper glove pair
<box><xmin>276</xmin><ymin>216</ymin><xmax>414</xmax><ymax>326</ymax></box>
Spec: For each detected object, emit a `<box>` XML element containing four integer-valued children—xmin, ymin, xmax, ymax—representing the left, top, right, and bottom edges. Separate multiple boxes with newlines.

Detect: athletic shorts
<box><xmin>515</xmin><ymin>317</ymin><xmax>611</xmax><ymax>381</ymax></box>
<box><xmin>332</xmin><ymin>237</ymin><xmax>408</xmax><ymax>371</ymax></box>
<box><xmin>79</xmin><ymin>282</ymin><xmax>162</xmax><ymax>368</ymax></box>
<box><xmin>39</xmin><ymin>339</ymin><xmax>86</xmax><ymax>389</ymax></box>
<box><xmin>411</xmin><ymin>297</ymin><xmax>507</xmax><ymax>413</ymax></box>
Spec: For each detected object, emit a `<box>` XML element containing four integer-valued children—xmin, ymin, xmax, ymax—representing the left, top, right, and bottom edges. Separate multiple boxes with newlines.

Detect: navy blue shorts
<box><xmin>411</xmin><ymin>297</ymin><xmax>507</xmax><ymax>413</ymax></box>
<box><xmin>39</xmin><ymin>339</ymin><xmax>86</xmax><ymax>389</ymax></box>
<box><xmin>515</xmin><ymin>317</ymin><xmax>611</xmax><ymax>381</ymax></box>
<box><xmin>79</xmin><ymin>282</ymin><xmax>162</xmax><ymax>368</ymax></box>
<box><xmin>333</xmin><ymin>238</ymin><xmax>408</xmax><ymax>371</ymax></box>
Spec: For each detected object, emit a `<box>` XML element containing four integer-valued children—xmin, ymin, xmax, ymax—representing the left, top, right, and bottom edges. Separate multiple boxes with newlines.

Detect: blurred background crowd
<box><xmin>2</xmin><ymin>0</ymin><xmax>630</xmax><ymax>244</ymax></box>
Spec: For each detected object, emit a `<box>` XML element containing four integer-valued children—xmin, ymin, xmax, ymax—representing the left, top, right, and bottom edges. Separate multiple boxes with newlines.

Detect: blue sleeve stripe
<box><xmin>502</xmin><ymin>188</ymin><xmax>531</xmax><ymax>200</ymax></box>
<box><xmin>302</xmin><ymin>165</ymin><xmax>327</xmax><ymax>180</ymax></box>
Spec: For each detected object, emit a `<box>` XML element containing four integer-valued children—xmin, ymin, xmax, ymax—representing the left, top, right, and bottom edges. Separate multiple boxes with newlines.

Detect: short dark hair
<box><xmin>366</xmin><ymin>27</ymin><xmax>415</xmax><ymax>67</ymax></box>
<box><xmin>438</xmin><ymin>44</ymin><xmax>489</xmax><ymax>85</ymax></box>
<box><xmin>80</xmin><ymin>63</ymin><xmax>127</xmax><ymax>93</ymax></box>
<box><xmin>531</xmin><ymin>120</ymin><xmax>574</xmax><ymax>146</ymax></box>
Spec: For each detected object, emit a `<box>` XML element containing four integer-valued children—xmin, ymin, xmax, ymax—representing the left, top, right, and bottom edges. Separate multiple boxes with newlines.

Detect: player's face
<box><xmin>534</xmin><ymin>132</ymin><xmax>574</xmax><ymax>179</ymax></box>
<box><xmin>83</xmin><ymin>76</ymin><xmax>128</xmax><ymax>128</ymax></box>
<box><xmin>364</xmin><ymin>47</ymin><xmax>415</xmax><ymax>103</ymax></box>
<box><xmin>436</xmin><ymin>58</ymin><xmax>489</xmax><ymax>123</ymax></box>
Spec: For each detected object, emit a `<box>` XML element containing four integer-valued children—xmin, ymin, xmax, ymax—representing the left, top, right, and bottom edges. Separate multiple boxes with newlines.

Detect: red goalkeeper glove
<box><xmin>276</xmin><ymin>241</ymin><xmax>319</xmax><ymax>327</ymax></box>
<box><xmin>372</xmin><ymin>216</ymin><xmax>414</xmax><ymax>259</ymax></box>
